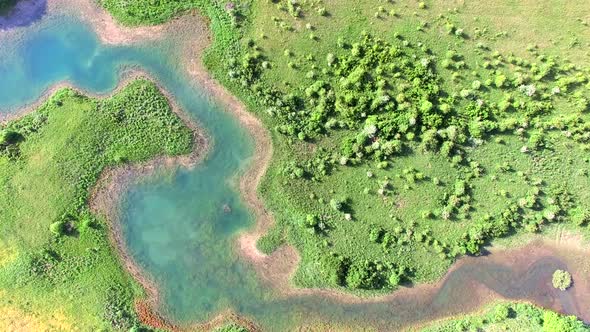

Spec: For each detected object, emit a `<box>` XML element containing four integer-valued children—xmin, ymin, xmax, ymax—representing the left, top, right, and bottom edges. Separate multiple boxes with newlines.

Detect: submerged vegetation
<box><xmin>422</xmin><ymin>302</ymin><xmax>590</xmax><ymax>332</ymax></box>
<box><xmin>0</xmin><ymin>79</ymin><xmax>192</xmax><ymax>329</ymax></box>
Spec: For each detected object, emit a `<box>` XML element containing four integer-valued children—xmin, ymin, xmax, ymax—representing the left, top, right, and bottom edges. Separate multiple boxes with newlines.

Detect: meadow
<box><xmin>1</xmin><ymin>0</ymin><xmax>589</xmax><ymax>330</ymax></box>
<box><xmin>98</xmin><ymin>0</ymin><xmax>590</xmax><ymax>293</ymax></box>
<box><xmin>209</xmin><ymin>0</ymin><xmax>590</xmax><ymax>294</ymax></box>
<box><xmin>0</xmin><ymin>79</ymin><xmax>192</xmax><ymax>330</ymax></box>
<box><xmin>422</xmin><ymin>301</ymin><xmax>588</xmax><ymax>332</ymax></box>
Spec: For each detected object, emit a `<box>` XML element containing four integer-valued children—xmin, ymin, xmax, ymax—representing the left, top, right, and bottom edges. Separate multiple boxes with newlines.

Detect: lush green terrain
<box><xmin>215</xmin><ymin>323</ymin><xmax>250</xmax><ymax>332</ymax></box>
<box><xmin>422</xmin><ymin>302</ymin><xmax>589</xmax><ymax>332</ymax></box>
<box><xmin>97</xmin><ymin>0</ymin><xmax>590</xmax><ymax>293</ymax></box>
<box><xmin>0</xmin><ymin>79</ymin><xmax>192</xmax><ymax>330</ymax></box>
<box><xmin>237</xmin><ymin>0</ymin><xmax>590</xmax><ymax>293</ymax></box>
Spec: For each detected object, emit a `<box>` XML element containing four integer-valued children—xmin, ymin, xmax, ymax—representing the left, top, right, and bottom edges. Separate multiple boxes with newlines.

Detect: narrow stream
<box><xmin>0</xmin><ymin>12</ymin><xmax>588</xmax><ymax>332</ymax></box>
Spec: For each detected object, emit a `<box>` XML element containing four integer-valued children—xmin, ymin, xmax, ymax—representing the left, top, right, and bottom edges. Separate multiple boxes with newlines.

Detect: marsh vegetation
<box><xmin>424</xmin><ymin>302</ymin><xmax>588</xmax><ymax>332</ymax></box>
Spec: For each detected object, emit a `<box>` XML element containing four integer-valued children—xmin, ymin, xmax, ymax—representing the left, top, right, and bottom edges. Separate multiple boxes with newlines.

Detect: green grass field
<box><xmin>0</xmin><ymin>79</ymin><xmax>192</xmax><ymax>330</ymax></box>
<box><xmin>97</xmin><ymin>0</ymin><xmax>590</xmax><ymax>294</ymax></box>
<box><xmin>221</xmin><ymin>0</ymin><xmax>590</xmax><ymax>293</ymax></box>
<box><xmin>421</xmin><ymin>301</ymin><xmax>589</xmax><ymax>332</ymax></box>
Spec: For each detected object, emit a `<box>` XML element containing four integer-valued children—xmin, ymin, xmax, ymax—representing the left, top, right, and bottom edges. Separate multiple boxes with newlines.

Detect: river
<box><xmin>0</xmin><ymin>8</ymin><xmax>588</xmax><ymax>332</ymax></box>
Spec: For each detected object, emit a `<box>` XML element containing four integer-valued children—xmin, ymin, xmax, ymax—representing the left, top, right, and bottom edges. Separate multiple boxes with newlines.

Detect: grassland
<box><xmin>0</xmin><ymin>79</ymin><xmax>193</xmax><ymax>330</ymax></box>
<box><xmin>421</xmin><ymin>301</ymin><xmax>589</xmax><ymax>332</ymax></box>
<box><xmin>97</xmin><ymin>0</ymin><xmax>590</xmax><ymax>294</ymax></box>
<box><xmin>218</xmin><ymin>0</ymin><xmax>590</xmax><ymax>294</ymax></box>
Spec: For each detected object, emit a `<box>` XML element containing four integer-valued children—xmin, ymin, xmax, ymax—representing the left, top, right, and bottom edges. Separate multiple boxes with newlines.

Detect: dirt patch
<box><xmin>136</xmin><ymin>300</ymin><xmax>179</xmax><ymax>332</ymax></box>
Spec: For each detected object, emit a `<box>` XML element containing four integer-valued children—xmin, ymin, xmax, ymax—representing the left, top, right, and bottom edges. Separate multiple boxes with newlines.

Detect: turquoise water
<box><xmin>0</xmin><ymin>13</ymin><xmax>587</xmax><ymax>331</ymax></box>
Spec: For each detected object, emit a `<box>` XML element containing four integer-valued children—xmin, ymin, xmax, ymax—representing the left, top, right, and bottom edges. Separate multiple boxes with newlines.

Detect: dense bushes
<box><xmin>227</xmin><ymin>28</ymin><xmax>590</xmax><ymax>175</ymax></box>
<box><xmin>345</xmin><ymin>260</ymin><xmax>404</xmax><ymax>289</ymax></box>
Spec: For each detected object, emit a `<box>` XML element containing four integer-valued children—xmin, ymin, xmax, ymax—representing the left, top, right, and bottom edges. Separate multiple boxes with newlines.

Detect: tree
<box><xmin>490</xmin><ymin>304</ymin><xmax>510</xmax><ymax>323</ymax></box>
<box><xmin>345</xmin><ymin>264</ymin><xmax>363</xmax><ymax>289</ymax></box>
<box><xmin>388</xmin><ymin>273</ymin><xmax>400</xmax><ymax>287</ymax></box>
<box><xmin>330</xmin><ymin>198</ymin><xmax>345</xmax><ymax>211</ymax></box>
<box><xmin>326</xmin><ymin>53</ymin><xmax>335</xmax><ymax>66</ymax></box>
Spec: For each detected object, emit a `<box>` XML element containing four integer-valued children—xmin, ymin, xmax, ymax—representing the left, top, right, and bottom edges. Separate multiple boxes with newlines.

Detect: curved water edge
<box><xmin>0</xmin><ymin>3</ymin><xmax>589</xmax><ymax>331</ymax></box>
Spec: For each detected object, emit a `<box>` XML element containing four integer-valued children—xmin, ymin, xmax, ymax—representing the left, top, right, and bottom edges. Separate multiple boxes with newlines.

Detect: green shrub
<box><xmin>0</xmin><ymin>129</ymin><xmax>21</xmax><ymax>145</ymax></box>
<box><xmin>552</xmin><ymin>270</ymin><xmax>572</xmax><ymax>290</ymax></box>
<box><xmin>49</xmin><ymin>220</ymin><xmax>67</xmax><ymax>236</ymax></box>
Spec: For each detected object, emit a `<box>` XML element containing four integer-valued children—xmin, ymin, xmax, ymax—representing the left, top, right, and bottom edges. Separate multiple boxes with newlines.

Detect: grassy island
<box><xmin>0</xmin><ymin>79</ymin><xmax>193</xmax><ymax>330</ymax></box>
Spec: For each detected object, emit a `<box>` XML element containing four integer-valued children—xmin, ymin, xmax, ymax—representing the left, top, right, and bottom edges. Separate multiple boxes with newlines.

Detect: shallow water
<box><xmin>0</xmin><ymin>12</ymin><xmax>588</xmax><ymax>332</ymax></box>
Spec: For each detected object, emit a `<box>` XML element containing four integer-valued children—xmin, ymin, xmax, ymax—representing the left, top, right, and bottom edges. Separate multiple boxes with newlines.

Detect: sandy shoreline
<box><xmin>172</xmin><ymin>8</ymin><xmax>590</xmax><ymax>330</ymax></box>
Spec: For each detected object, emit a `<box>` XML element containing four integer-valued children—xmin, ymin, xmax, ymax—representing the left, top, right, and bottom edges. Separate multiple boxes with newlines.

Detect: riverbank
<box><xmin>1</xmin><ymin>69</ymin><xmax>208</xmax><ymax>331</ymax></box>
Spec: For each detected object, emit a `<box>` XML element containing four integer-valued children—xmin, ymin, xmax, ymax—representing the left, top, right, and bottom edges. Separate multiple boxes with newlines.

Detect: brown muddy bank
<box><xmin>289</xmin><ymin>239</ymin><xmax>590</xmax><ymax>331</ymax></box>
